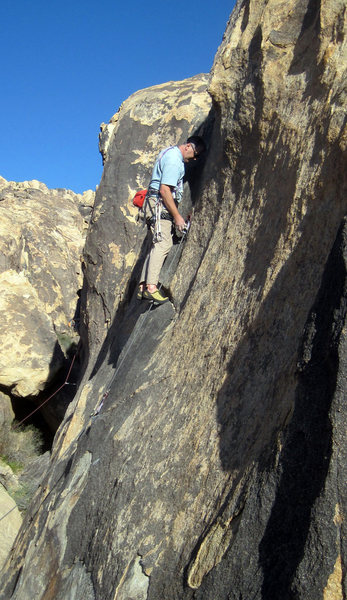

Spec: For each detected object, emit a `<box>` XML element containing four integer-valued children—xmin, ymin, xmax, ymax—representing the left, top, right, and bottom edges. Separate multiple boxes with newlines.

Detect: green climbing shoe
<box><xmin>143</xmin><ymin>289</ymin><xmax>169</xmax><ymax>304</ymax></box>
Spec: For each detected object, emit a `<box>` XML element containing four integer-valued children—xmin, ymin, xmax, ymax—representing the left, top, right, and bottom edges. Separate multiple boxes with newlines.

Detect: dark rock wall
<box><xmin>193</xmin><ymin>218</ymin><xmax>347</xmax><ymax>600</ymax></box>
<box><xmin>0</xmin><ymin>1</ymin><xmax>346</xmax><ymax>599</ymax></box>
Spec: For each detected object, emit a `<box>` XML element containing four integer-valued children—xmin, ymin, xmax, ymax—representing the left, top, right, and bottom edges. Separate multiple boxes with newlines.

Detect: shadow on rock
<box><xmin>213</xmin><ymin>218</ymin><xmax>345</xmax><ymax>598</ymax></box>
<box><xmin>259</xmin><ymin>218</ymin><xmax>346</xmax><ymax>599</ymax></box>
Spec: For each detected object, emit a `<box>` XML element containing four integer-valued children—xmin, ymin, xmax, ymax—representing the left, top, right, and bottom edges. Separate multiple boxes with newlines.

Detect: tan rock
<box><xmin>0</xmin><ymin>178</ymin><xmax>95</xmax><ymax>397</ymax></box>
<box><xmin>0</xmin><ymin>270</ymin><xmax>59</xmax><ymax>396</ymax></box>
<box><xmin>0</xmin><ymin>461</ymin><xmax>18</xmax><ymax>493</ymax></box>
<box><xmin>0</xmin><ymin>392</ymin><xmax>14</xmax><ymax>427</ymax></box>
<box><xmin>323</xmin><ymin>554</ymin><xmax>343</xmax><ymax>600</ymax></box>
<box><xmin>0</xmin><ymin>484</ymin><xmax>22</xmax><ymax>572</ymax></box>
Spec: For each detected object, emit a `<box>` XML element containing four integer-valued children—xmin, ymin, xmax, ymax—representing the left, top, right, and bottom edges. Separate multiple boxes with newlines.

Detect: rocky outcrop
<box><xmin>83</xmin><ymin>74</ymin><xmax>212</xmax><ymax>358</ymax></box>
<box><xmin>0</xmin><ymin>1</ymin><xmax>346</xmax><ymax>599</ymax></box>
<box><xmin>0</xmin><ymin>177</ymin><xmax>94</xmax><ymax>398</ymax></box>
<box><xmin>0</xmin><ymin>177</ymin><xmax>94</xmax><ymax>575</ymax></box>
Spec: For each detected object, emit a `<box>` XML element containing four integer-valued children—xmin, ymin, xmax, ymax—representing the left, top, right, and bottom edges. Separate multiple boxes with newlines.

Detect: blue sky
<box><xmin>1</xmin><ymin>1</ymin><xmax>236</xmax><ymax>194</ymax></box>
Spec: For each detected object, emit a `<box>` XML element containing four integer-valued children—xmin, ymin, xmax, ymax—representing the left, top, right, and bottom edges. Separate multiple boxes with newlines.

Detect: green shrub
<box><xmin>0</xmin><ymin>423</ymin><xmax>45</xmax><ymax>512</ymax></box>
<box><xmin>0</xmin><ymin>423</ymin><xmax>43</xmax><ymax>472</ymax></box>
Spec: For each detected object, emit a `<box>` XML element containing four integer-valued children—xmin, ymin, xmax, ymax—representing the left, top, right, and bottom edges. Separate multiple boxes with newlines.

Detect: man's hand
<box><xmin>174</xmin><ymin>214</ymin><xmax>186</xmax><ymax>231</ymax></box>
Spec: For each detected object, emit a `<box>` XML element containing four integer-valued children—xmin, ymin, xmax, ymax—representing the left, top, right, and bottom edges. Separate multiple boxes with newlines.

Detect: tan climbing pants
<box><xmin>141</xmin><ymin>217</ymin><xmax>173</xmax><ymax>285</ymax></box>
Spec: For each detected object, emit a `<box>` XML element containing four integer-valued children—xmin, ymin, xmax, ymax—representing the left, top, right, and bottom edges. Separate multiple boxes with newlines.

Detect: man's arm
<box><xmin>160</xmin><ymin>184</ymin><xmax>185</xmax><ymax>230</ymax></box>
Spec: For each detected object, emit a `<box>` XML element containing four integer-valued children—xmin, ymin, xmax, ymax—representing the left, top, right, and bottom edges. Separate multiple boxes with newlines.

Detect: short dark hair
<box><xmin>187</xmin><ymin>135</ymin><xmax>206</xmax><ymax>154</ymax></box>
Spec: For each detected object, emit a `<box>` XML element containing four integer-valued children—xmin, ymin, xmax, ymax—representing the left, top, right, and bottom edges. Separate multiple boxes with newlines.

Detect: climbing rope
<box><xmin>0</xmin><ymin>504</ymin><xmax>18</xmax><ymax>523</ymax></box>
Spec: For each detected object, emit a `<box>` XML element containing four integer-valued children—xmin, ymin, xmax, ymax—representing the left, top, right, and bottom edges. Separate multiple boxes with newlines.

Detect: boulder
<box><xmin>0</xmin><ymin>178</ymin><xmax>94</xmax><ymax>397</ymax></box>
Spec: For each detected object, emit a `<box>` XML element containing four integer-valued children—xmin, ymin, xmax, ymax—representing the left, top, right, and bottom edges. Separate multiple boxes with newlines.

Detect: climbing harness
<box><xmin>90</xmin><ymin>218</ymin><xmax>191</xmax><ymax>418</ymax></box>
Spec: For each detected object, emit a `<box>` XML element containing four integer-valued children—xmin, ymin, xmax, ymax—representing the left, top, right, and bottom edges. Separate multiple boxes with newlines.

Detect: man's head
<box><xmin>180</xmin><ymin>136</ymin><xmax>206</xmax><ymax>162</ymax></box>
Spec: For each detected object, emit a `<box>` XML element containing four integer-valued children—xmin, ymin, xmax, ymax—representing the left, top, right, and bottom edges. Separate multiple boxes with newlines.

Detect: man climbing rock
<box><xmin>139</xmin><ymin>135</ymin><xmax>206</xmax><ymax>304</ymax></box>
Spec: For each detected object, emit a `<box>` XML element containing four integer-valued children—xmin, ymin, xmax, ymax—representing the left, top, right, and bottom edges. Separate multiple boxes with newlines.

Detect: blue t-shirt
<box><xmin>149</xmin><ymin>146</ymin><xmax>184</xmax><ymax>202</ymax></box>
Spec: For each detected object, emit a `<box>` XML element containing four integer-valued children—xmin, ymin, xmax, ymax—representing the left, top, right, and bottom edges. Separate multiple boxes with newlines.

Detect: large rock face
<box><xmin>0</xmin><ymin>1</ymin><xmax>346</xmax><ymax>599</ymax></box>
<box><xmin>0</xmin><ymin>177</ymin><xmax>94</xmax><ymax>398</ymax></box>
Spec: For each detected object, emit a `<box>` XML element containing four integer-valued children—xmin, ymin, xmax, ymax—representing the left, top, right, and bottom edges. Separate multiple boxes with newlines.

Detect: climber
<box><xmin>138</xmin><ymin>135</ymin><xmax>206</xmax><ymax>304</ymax></box>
